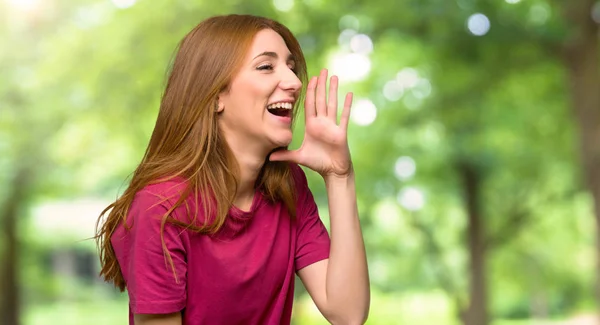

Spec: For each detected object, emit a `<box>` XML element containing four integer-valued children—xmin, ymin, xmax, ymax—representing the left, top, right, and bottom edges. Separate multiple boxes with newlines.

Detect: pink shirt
<box><xmin>111</xmin><ymin>164</ymin><xmax>330</xmax><ymax>325</ymax></box>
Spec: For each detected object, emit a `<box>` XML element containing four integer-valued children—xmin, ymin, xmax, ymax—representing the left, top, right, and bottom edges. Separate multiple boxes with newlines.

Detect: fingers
<box><xmin>309</xmin><ymin>69</ymin><xmax>347</xmax><ymax>125</ymax></box>
<box><xmin>269</xmin><ymin>149</ymin><xmax>298</xmax><ymax>163</ymax></box>
<box><xmin>340</xmin><ymin>92</ymin><xmax>353</xmax><ymax>130</ymax></box>
<box><xmin>328</xmin><ymin>75</ymin><xmax>338</xmax><ymax>121</ymax></box>
<box><xmin>305</xmin><ymin>77</ymin><xmax>317</xmax><ymax>117</ymax></box>
<box><xmin>315</xmin><ymin>69</ymin><xmax>328</xmax><ymax>116</ymax></box>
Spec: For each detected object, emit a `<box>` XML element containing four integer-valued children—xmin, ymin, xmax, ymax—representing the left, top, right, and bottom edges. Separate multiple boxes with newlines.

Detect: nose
<box><xmin>279</xmin><ymin>68</ymin><xmax>302</xmax><ymax>94</ymax></box>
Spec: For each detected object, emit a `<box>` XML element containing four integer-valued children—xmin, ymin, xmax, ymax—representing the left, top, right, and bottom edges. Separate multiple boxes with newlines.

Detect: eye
<box><xmin>257</xmin><ymin>63</ymin><xmax>274</xmax><ymax>71</ymax></box>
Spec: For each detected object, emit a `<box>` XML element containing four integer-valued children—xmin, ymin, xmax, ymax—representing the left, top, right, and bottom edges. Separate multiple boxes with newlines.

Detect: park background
<box><xmin>2</xmin><ymin>0</ymin><xmax>600</xmax><ymax>324</ymax></box>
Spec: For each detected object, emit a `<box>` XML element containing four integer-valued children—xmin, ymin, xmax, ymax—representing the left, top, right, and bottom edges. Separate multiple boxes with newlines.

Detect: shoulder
<box><xmin>128</xmin><ymin>177</ymin><xmax>190</xmax><ymax>223</ymax></box>
<box><xmin>135</xmin><ymin>177</ymin><xmax>188</xmax><ymax>206</ymax></box>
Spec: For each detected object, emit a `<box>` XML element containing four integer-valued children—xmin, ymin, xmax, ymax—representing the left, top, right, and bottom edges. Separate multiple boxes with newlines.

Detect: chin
<box><xmin>269</xmin><ymin>132</ymin><xmax>293</xmax><ymax>148</ymax></box>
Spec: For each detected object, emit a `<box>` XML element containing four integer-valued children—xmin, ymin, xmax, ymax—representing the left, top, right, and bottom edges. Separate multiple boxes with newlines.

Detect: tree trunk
<box><xmin>458</xmin><ymin>161</ymin><xmax>488</xmax><ymax>325</ymax></box>
<box><xmin>0</xmin><ymin>168</ymin><xmax>29</xmax><ymax>325</ymax></box>
<box><xmin>562</xmin><ymin>0</ymin><xmax>600</xmax><ymax>320</ymax></box>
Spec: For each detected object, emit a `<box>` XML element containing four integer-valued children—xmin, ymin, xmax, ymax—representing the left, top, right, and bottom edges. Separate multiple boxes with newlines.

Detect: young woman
<box><xmin>95</xmin><ymin>14</ymin><xmax>370</xmax><ymax>325</ymax></box>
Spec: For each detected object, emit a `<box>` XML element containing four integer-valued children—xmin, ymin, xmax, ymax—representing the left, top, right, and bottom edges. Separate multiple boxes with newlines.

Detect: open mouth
<box><xmin>266</xmin><ymin>102</ymin><xmax>293</xmax><ymax>117</ymax></box>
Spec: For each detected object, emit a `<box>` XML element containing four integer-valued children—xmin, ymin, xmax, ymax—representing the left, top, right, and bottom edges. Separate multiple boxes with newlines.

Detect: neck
<box><xmin>234</xmin><ymin>150</ymin><xmax>266</xmax><ymax>200</ymax></box>
<box><xmin>222</xmin><ymin>132</ymin><xmax>271</xmax><ymax>208</ymax></box>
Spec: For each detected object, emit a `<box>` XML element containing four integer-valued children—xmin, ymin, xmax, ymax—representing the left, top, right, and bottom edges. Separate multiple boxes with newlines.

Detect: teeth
<box><xmin>267</xmin><ymin>102</ymin><xmax>293</xmax><ymax>110</ymax></box>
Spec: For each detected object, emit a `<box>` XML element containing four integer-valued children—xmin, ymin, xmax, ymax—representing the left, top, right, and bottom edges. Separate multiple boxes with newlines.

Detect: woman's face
<box><xmin>217</xmin><ymin>28</ymin><xmax>302</xmax><ymax>154</ymax></box>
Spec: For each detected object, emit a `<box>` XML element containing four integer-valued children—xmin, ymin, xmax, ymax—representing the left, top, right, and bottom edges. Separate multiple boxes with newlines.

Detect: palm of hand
<box><xmin>270</xmin><ymin>69</ymin><xmax>354</xmax><ymax>178</ymax></box>
<box><xmin>300</xmin><ymin>114</ymin><xmax>351</xmax><ymax>177</ymax></box>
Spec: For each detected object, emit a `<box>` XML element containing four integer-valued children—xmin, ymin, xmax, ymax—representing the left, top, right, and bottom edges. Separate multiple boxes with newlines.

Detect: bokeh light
<box><xmin>412</xmin><ymin>79</ymin><xmax>432</xmax><ymax>99</ymax></box>
<box><xmin>395</xmin><ymin>156</ymin><xmax>416</xmax><ymax>180</ymax></box>
<box><xmin>339</xmin><ymin>14</ymin><xmax>360</xmax><ymax>31</ymax></box>
<box><xmin>273</xmin><ymin>0</ymin><xmax>294</xmax><ymax>12</ymax></box>
<box><xmin>467</xmin><ymin>13</ymin><xmax>491</xmax><ymax>36</ymax></box>
<box><xmin>529</xmin><ymin>3</ymin><xmax>551</xmax><ymax>25</ymax></box>
<box><xmin>383</xmin><ymin>80</ymin><xmax>404</xmax><ymax>101</ymax></box>
<box><xmin>330</xmin><ymin>52</ymin><xmax>371</xmax><ymax>82</ymax></box>
<box><xmin>372</xmin><ymin>199</ymin><xmax>402</xmax><ymax>234</ymax></box>
<box><xmin>350</xmin><ymin>34</ymin><xmax>373</xmax><ymax>54</ymax></box>
<box><xmin>111</xmin><ymin>0</ymin><xmax>136</xmax><ymax>9</ymax></box>
<box><xmin>338</xmin><ymin>29</ymin><xmax>357</xmax><ymax>49</ymax></box>
<box><xmin>350</xmin><ymin>99</ymin><xmax>377</xmax><ymax>126</ymax></box>
<box><xmin>6</xmin><ymin>0</ymin><xmax>40</xmax><ymax>11</ymax></box>
<box><xmin>396</xmin><ymin>68</ymin><xmax>420</xmax><ymax>88</ymax></box>
<box><xmin>397</xmin><ymin>187</ymin><xmax>425</xmax><ymax>211</ymax></box>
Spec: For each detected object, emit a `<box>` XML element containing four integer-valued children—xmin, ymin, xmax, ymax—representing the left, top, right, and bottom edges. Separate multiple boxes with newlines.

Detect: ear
<box><xmin>216</xmin><ymin>97</ymin><xmax>225</xmax><ymax>113</ymax></box>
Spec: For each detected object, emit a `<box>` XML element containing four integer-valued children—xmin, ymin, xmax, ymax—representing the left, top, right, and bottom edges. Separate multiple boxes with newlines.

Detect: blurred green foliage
<box><xmin>0</xmin><ymin>0</ymin><xmax>597</xmax><ymax>324</ymax></box>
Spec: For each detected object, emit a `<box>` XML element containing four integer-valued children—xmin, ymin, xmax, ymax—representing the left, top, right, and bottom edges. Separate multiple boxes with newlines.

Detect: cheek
<box><xmin>250</xmin><ymin>82</ymin><xmax>276</xmax><ymax>101</ymax></box>
<box><xmin>228</xmin><ymin>77</ymin><xmax>278</xmax><ymax>115</ymax></box>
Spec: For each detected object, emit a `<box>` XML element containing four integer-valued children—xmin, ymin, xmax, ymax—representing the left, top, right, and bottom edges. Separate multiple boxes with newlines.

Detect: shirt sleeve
<box><xmin>292</xmin><ymin>164</ymin><xmax>331</xmax><ymax>271</ymax></box>
<box><xmin>121</xmin><ymin>190</ymin><xmax>188</xmax><ymax>314</ymax></box>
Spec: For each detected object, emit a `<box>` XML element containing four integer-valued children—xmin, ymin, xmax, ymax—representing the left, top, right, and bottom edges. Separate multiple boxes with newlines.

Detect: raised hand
<box><xmin>270</xmin><ymin>69</ymin><xmax>353</xmax><ymax>178</ymax></box>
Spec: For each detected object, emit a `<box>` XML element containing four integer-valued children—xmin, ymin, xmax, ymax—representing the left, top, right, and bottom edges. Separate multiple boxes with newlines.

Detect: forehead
<box><xmin>246</xmin><ymin>29</ymin><xmax>291</xmax><ymax>58</ymax></box>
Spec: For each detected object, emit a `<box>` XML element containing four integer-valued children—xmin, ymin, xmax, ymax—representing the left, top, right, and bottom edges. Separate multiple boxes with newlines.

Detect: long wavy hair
<box><xmin>95</xmin><ymin>14</ymin><xmax>308</xmax><ymax>291</ymax></box>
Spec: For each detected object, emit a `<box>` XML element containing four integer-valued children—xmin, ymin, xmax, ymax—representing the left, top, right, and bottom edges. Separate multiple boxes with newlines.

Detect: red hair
<box><xmin>95</xmin><ymin>14</ymin><xmax>308</xmax><ymax>291</ymax></box>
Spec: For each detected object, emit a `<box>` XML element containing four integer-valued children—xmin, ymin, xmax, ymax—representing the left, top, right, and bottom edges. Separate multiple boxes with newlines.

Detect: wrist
<box><xmin>323</xmin><ymin>168</ymin><xmax>355</xmax><ymax>186</ymax></box>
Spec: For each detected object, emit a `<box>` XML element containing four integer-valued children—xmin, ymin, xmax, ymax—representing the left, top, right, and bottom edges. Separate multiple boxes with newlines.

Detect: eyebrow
<box><xmin>253</xmin><ymin>51</ymin><xmax>296</xmax><ymax>63</ymax></box>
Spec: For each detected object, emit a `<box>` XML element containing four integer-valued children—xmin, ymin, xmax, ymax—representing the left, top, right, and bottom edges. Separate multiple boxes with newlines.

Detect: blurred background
<box><xmin>1</xmin><ymin>0</ymin><xmax>600</xmax><ymax>324</ymax></box>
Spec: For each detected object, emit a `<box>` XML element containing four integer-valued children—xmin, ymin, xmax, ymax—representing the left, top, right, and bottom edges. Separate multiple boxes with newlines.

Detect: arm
<box><xmin>134</xmin><ymin>313</ymin><xmax>182</xmax><ymax>325</ymax></box>
<box><xmin>270</xmin><ymin>69</ymin><xmax>371</xmax><ymax>324</ymax></box>
<box><xmin>298</xmin><ymin>171</ymin><xmax>370</xmax><ymax>325</ymax></box>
